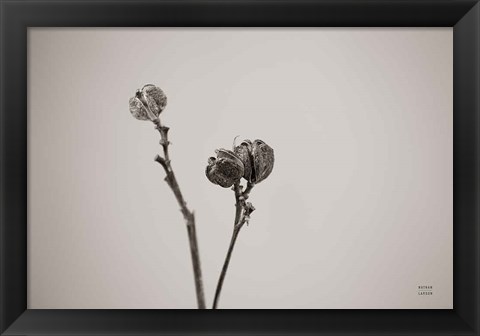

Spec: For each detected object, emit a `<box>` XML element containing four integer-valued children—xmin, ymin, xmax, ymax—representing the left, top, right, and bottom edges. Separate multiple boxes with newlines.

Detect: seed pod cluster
<box><xmin>206</xmin><ymin>139</ymin><xmax>274</xmax><ymax>188</ymax></box>
<box><xmin>129</xmin><ymin>84</ymin><xmax>167</xmax><ymax>121</ymax></box>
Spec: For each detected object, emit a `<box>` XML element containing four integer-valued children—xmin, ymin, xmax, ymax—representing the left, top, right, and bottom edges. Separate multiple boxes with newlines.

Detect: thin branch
<box><xmin>243</xmin><ymin>182</ymin><xmax>255</xmax><ymax>199</ymax></box>
<box><xmin>212</xmin><ymin>182</ymin><xmax>255</xmax><ymax>309</ymax></box>
<box><xmin>153</xmin><ymin>118</ymin><xmax>206</xmax><ymax>309</ymax></box>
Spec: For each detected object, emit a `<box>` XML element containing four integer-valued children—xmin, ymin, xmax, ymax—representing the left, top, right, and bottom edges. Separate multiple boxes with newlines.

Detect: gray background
<box><xmin>28</xmin><ymin>28</ymin><xmax>452</xmax><ymax>309</ymax></box>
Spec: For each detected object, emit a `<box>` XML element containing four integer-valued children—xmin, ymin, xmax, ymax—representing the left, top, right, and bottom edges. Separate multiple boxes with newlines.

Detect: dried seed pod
<box><xmin>129</xmin><ymin>84</ymin><xmax>167</xmax><ymax>121</ymax></box>
<box><xmin>233</xmin><ymin>139</ymin><xmax>274</xmax><ymax>184</ymax></box>
<box><xmin>233</xmin><ymin>139</ymin><xmax>253</xmax><ymax>182</ymax></box>
<box><xmin>129</xmin><ymin>96</ymin><xmax>150</xmax><ymax>121</ymax></box>
<box><xmin>250</xmin><ymin>139</ymin><xmax>274</xmax><ymax>184</ymax></box>
<box><xmin>207</xmin><ymin>139</ymin><xmax>274</xmax><ymax>188</ymax></box>
<box><xmin>206</xmin><ymin>149</ymin><xmax>245</xmax><ymax>188</ymax></box>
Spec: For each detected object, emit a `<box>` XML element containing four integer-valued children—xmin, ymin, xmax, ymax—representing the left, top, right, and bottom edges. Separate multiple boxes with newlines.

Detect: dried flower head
<box><xmin>206</xmin><ymin>139</ymin><xmax>274</xmax><ymax>188</ymax></box>
<box><xmin>206</xmin><ymin>149</ymin><xmax>245</xmax><ymax>188</ymax></box>
<box><xmin>249</xmin><ymin>139</ymin><xmax>274</xmax><ymax>184</ymax></box>
<box><xmin>129</xmin><ymin>84</ymin><xmax>167</xmax><ymax>121</ymax></box>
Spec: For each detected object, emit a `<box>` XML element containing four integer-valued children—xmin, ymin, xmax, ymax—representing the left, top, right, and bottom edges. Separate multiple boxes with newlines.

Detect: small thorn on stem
<box><xmin>245</xmin><ymin>202</ymin><xmax>255</xmax><ymax>216</ymax></box>
<box><xmin>155</xmin><ymin>154</ymin><xmax>169</xmax><ymax>171</ymax></box>
<box><xmin>154</xmin><ymin>154</ymin><xmax>163</xmax><ymax>163</ymax></box>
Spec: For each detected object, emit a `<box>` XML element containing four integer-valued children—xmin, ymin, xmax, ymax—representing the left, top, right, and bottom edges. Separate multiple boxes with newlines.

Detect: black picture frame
<box><xmin>1</xmin><ymin>0</ymin><xmax>479</xmax><ymax>335</ymax></box>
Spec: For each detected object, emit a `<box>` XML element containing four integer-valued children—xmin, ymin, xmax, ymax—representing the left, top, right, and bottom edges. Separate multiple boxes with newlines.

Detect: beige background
<box><xmin>28</xmin><ymin>28</ymin><xmax>453</xmax><ymax>309</ymax></box>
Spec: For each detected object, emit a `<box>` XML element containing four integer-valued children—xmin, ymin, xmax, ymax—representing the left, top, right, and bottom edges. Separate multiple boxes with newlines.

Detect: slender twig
<box><xmin>212</xmin><ymin>182</ymin><xmax>255</xmax><ymax>309</ymax></box>
<box><xmin>153</xmin><ymin>118</ymin><xmax>206</xmax><ymax>309</ymax></box>
<box><xmin>243</xmin><ymin>182</ymin><xmax>255</xmax><ymax>197</ymax></box>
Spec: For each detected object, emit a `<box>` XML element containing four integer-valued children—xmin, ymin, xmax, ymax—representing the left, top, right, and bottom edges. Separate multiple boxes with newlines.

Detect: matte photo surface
<box><xmin>28</xmin><ymin>28</ymin><xmax>452</xmax><ymax>309</ymax></box>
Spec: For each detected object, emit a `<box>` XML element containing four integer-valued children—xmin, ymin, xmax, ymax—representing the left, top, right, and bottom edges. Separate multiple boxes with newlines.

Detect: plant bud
<box><xmin>206</xmin><ymin>149</ymin><xmax>244</xmax><ymax>188</ymax></box>
<box><xmin>129</xmin><ymin>84</ymin><xmax>167</xmax><ymax>121</ymax></box>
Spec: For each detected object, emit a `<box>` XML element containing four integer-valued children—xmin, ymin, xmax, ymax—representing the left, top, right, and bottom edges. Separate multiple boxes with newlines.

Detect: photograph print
<box><xmin>28</xmin><ymin>28</ymin><xmax>452</xmax><ymax>309</ymax></box>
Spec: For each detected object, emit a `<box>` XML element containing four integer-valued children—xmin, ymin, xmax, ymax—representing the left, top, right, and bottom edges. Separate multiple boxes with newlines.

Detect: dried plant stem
<box><xmin>212</xmin><ymin>182</ymin><xmax>255</xmax><ymax>309</ymax></box>
<box><xmin>153</xmin><ymin>118</ymin><xmax>206</xmax><ymax>309</ymax></box>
